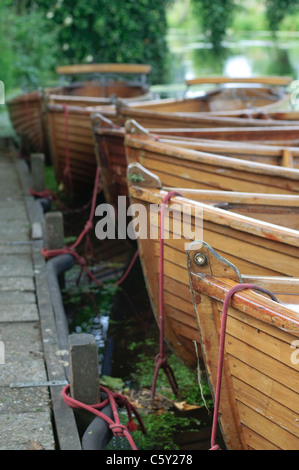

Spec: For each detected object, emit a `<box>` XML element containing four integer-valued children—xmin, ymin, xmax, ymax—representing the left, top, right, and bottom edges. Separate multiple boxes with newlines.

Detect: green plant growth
<box><xmin>34</xmin><ymin>0</ymin><xmax>174</xmax><ymax>84</ymax></box>
<box><xmin>265</xmin><ymin>0</ymin><xmax>299</xmax><ymax>33</ymax></box>
<box><xmin>191</xmin><ymin>0</ymin><xmax>237</xmax><ymax>52</ymax></box>
<box><xmin>45</xmin><ymin>166</ymin><xmax>59</xmax><ymax>194</ymax></box>
<box><xmin>0</xmin><ymin>1</ymin><xmax>59</xmax><ymax>92</ymax></box>
<box><xmin>105</xmin><ymin>344</ymin><xmax>213</xmax><ymax>450</ymax></box>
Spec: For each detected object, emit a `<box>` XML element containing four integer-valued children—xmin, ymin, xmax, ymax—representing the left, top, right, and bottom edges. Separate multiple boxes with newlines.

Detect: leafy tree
<box><xmin>0</xmin><ymin>0</ymin><xmax>173</xmax><ymax>90</ymax></box>
<box><xmin>265</xmin><ymin>0</ymin><xmax>299</xmax><ymax>32</ymax></box>
<box><xmin>191</xmin><ymin>0</ymin><xmax>237</xmax><ymax>52</ymax></box>
<box><xmin>0</xmin><ymin>0</ymin><xmax>59</xmax><ymax>91</ymax></box>
<box><xmin>34</xmin><ymin>0</ymin><xmax>173</xmax><ymax>84</ymax></box>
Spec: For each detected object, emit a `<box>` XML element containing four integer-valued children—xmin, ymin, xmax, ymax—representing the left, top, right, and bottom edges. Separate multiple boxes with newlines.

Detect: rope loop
<box><xmin>210</xmin><ymin>283</ymin><xmax>278</xmax><ymax>450</ymax></box>
<box><xmin>62</xmin><ymin>384</ymin><xmax>145</xmax><ymax>450</ymax></box>
<box><xmin>151</xmin><ymin>190</ymin><xmax>182</xmax><ymax>399</ymax></box>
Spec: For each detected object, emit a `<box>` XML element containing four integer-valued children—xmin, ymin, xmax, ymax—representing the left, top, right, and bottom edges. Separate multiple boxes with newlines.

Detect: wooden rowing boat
<box><xmin>92</xmin><ymin>116</ymin><xmax>299</xmax><ymax>214</ymax></box>
<box><xmin>124</xmin><ymin>119</ymin><xmax>299</xmax><ymax>165</ymax></box>
<box><xmin>187</xmin><ymin>241</ymin><xmax>299</xmax><ymax>450</ymax></box>
<box><xmin>7</xmin><ymin>63</ymin><xmax>153</xmax><ymax>162</ymax></box>
<box><xmin>47</xmin><ymin>103</ymin><xmax>118</xmax><ymax>192</ymax></box>
<box><xmin>124</xmin><ymin>132</ymin><xmax>299</xmax><ymax>193</ymax></box>
<box><xmin>91</xmin><ymin>113</ymin><xmax>127</xmax><ymax>211</ymax></box>
<box><xmin>116</xmin><ymin>99</ymin><xmax>297</xmax><ymax>129</ymax></box>
<box><xmin>45</xmin><ymin>63</ymin><xmax>156</xmax><ymax>192</ymax></box>
<box><xmin>116</xmin><ymin>76</ymin><xmax>292</xmax><ymax>128</ymax></box>
<box><xmin>125</xmin><ymin>124</ymin><xmax>299</xmax><ymax>146</ymax></box>
<box><xmin>6</xmin><ymin>89</ymin><xmax>49</xmax><ymax>157</ymax></box>
<box><xmin>126</xmin><ymin>164</ymin><xmax>299</xmax><ymax>373</ymax></box>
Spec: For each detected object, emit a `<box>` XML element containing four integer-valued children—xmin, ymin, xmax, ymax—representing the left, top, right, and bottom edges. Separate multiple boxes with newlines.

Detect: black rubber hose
<box><xmin>81</xmin><ymin>404</ymin><xmax>114</xmax><ymax>450</ymax></box>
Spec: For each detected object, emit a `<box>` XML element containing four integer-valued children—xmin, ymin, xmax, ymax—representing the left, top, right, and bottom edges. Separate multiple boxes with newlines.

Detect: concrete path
<box><xmin>0</xmin><ymin>140</ymin><xmax>80</xmax><ymax>450</ymax></box>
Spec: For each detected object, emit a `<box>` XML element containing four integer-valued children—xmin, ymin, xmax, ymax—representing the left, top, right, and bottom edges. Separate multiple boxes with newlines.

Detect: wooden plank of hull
<box><xmin>117</xmin><ymin>106</ymin><xmax>294</xmax><ymax>129</ymax></box>
<box><xmin>120</xmin><ymin>86</ymin><xmax>288</xmax><ymax>113</ymax></box>
<box><xmin>125</xmin><ymin>136</ymin><xmax>299</xmax><ymax>194</ymax></box>
<box><xmin>92</xmin><ymin>117</ymin><xmax>299</xmax><ymax>217</ymax></box>
<box><xmin>150</xmin><ymin>137</ymin><xmax>299</xmax><ymax>168</ymax></box>
<box><xmin>6</xmin><ymin>90</ymin><xmax>47</xmax><ymax>154</ymax></box>
<box><xmin>186</xmin><ymin>241</ymin><xmax>299</xmax><ymax>449</ymax></box>
<box><xmin>127</xmin><ymin>179</ymin><xmax>299</xmax><ymax>375</ymax></box>
<box><xmin>47</xmin><ymin>103</ymin><xmax>118</xmax><ymax>190</ymax></box>
<box><xmin>6</xmin><ymin>78</ymin><xmax>149</xmax><ymax>160</ymax></box>
<box><xmin>150</xmin><ymin>125</ymin><xmax>299</xmax><ymax>145</ymax></box>
<box><xmin>116</xmin><ymin>84</ymin><xmax>290</xmax><ymax>127</ymax></box>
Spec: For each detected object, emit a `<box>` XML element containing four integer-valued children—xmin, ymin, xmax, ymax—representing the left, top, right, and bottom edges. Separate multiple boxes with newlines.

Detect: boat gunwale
<box><xmin>128</xmin><ymin>184</ymin><xmax>299</xmax><ymax>248</ymax></box>
<box><xmin>188</xmin><ymin>271</ymin><xmax>299</xmax><ymax>335</ymax></box>
<box><xmin>125</xmin><ymin>134</ymin><xmax>299</xmax><ymax>180</ymax></box>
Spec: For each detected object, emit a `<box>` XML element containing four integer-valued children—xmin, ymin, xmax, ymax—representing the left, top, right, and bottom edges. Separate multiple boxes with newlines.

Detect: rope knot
<box><xmin>109</xmin><ymin>423</ymin><xmax>128</xmax><ymax>438</ymax></box>
<box><xmin>127</xmin><ymin>419</ymin><xmax>138</xmax><ymax>432</ymax></box>
<box><xmin>155</xmin><ymin>353</ymin><xmax>167</xmax><ymax>366</ymax></box>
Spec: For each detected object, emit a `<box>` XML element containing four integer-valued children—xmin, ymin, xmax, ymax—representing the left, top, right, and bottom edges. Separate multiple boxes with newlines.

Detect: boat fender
<box><xmin>81</xmin><ymin>404</ymin><xmax>114</xmax><ymax>450</ymax></box>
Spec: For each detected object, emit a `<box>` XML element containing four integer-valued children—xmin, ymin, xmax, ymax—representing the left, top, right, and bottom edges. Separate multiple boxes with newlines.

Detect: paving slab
<box><xmin>0</xmin><ymin>276</ymin><xmax>35</xmax><ymax>292</ymax></box>
<box><xmin>0</xmin><ymin>143</ymin><xmax>81</xmax><ymax>450</ymax></box>
<box><xmin>0</xmin><ymin>304</ymin><xmax>39</xmax><ymax>323</ymax></box>
<box><xmin>0</xmin><ymin>411</ymin><xmax>55</xmax><ymax>450</ymax></box>
<box><xmin>0</xmin><ymin>254</ymin><xmax>34</xmax><ymax>277</ymax></box>
<box><xmin>0</xmin><ymin>146</ymin><xmax>56</xmax><ymax>450</ymax></box>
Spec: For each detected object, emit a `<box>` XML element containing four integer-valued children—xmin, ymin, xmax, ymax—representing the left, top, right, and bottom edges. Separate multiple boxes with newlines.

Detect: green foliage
<box><xmin>0</xmin><ymin>0</ymin><xmax>174</xmax><ymax>91</ymax></box>
<box><xmin>0</xmin><ymin>1</ymin><xmax>59</xmax><ymax>91</ymax></box>
<box><xmin>265</xmin><ymin>0</ymin><xmax>299</xmax><ymax>32</ymax></box>
<box><xmin>33</xmin><ymin>0</ymin><xmax>174</xmax><ymax>84</ymax></box>
<box><xmin>12</xmin><ymin>9</ymin><xmax>59</xmax><ymax>90</ymax></box>
<box><xmin>132</xmin><ymin>411</ymin><xmax>201</xmax><ymax>450</ymax></box>
<box><xmin>191</xmin><ymin>0</ymin><xmax>237</xmax><ymax>52</ymax></box>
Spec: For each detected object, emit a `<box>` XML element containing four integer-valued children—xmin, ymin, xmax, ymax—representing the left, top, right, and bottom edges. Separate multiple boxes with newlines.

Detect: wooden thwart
<box><xmin>56</xmin><ymin>63</ymin><xmax>152</xmax><ymax>76</ymax></box>
<box><xmin>185</xmin><ymin>75</ymin><xmax>293</xmax><ymax>86</ymax></box>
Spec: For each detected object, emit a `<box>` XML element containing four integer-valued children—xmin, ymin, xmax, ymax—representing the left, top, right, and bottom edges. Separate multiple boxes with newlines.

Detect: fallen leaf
<box><xmin>26</xmin><ymin>440</ymin><xmax>44</xmax><ymax>450</ymax></box>
<box><xmin>173</xmin><ymin>401</ymin><xmax>202</xmax><ymax>411</ymax></box>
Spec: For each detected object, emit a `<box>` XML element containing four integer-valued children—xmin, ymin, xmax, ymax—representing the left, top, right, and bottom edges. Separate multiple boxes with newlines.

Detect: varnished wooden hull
<box><xmin>187</xmin><ymin>241</ymin><xmax>299</xmax><ymax>450</ymax></box>
<box><xmin>92</xmin><ymin>117</ymin><xmax>299</xmax><ymax>213</ymax></box>
<box><xmin>7</xmin><ymin>80</ymin><xmax>150</xmax><ymax>167</ymax></box>
<box><xmin>6</xmin><ymin>89</ymin><xmax>48</xmax><ymax>156</ymax></box>
<box><xmin>47</xmin><ymin>103</ymin><xmax>117</xmax><ymax>192</ymax></box>
<box><xmin>127</xmin><ymin>167</ymin><xmax>299</xmax><ymax>371</ymax></box>
<box><xmin>116</xmin><ymin>86</ymin><xmax>290</xmax><ymax>128</ymax></box>
<box><xmin>91</xmin><ymin>114</ymin><xmax>128</xmax><ymax>210</ymax></box>
<box><xmin>125</xmin><ymin>134</ymin><xmax>299</xmax><ymax>194</ymax></box>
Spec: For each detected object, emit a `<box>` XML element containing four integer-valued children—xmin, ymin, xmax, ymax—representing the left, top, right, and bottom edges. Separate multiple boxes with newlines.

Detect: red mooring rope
<box><xmin>151</xmin><ymin>191</ymin><xmax>182</xmax><ymax>399</ymax></box>
<box><xmin>210</xmin><ymin>283</ymin><xmax>278</xmax><ymax>450</ymax></box>
<box><xmin>62</xmin><ymin>384</ymin><xmax>146</xmax><ymax>450</ymax></box>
